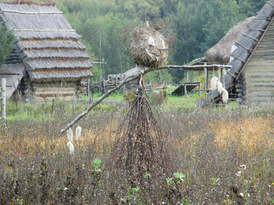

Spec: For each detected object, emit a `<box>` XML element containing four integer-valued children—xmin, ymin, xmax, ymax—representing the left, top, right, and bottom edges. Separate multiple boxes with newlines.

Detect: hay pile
<box><xmin>129</xmin><ymin>22</ymin><xmax>168</xmax><ymax>68</ymax></box>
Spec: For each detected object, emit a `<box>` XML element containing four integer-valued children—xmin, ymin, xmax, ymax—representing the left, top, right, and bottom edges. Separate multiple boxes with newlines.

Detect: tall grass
<box><xmin>0</xmin><ymin>99</ymin><xmax>274</xmax><ymax>204</ymax></box>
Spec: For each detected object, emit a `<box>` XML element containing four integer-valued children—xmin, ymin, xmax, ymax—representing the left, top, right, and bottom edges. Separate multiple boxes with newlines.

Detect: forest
<box><xmin>0</xmin><ymin>0</ymin><xmax>267</xmax><ymax>83</ymax></box>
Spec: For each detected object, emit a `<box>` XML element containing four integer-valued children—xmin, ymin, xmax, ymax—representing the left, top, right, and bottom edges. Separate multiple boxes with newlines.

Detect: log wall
<box><xmin>31</xmin><ymin>81</ymin><xmax>80</xmax><ymax>102</ymax></box>
<box><xmin>245</xmin><ymin>22</ymin><xmax>274</xmax><ymax>102</ymax></box>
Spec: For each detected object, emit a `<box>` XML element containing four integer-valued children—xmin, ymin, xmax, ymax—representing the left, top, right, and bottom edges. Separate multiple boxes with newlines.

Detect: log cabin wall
<box><xmin>245</xmin><ymin>21</ymin><xmax>274</xmax><ymax>103</ymax></box>
<box><xmin>31</xmin><ymin>81</ymin><xmax>80</xmax><ymax>102</ymax></box>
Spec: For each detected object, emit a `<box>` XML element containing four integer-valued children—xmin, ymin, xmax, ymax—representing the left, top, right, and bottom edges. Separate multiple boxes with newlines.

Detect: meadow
<box><xmin>1</xmin><ymin>91</ymin><xmax>274</xmax><ymax>204</ymax></box>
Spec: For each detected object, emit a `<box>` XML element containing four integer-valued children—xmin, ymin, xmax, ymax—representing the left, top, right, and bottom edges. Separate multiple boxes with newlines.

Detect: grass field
<box><xmin>1</xmin><ymin>91</ymin><xmax>274</xmax><ymax>204</ymax></box>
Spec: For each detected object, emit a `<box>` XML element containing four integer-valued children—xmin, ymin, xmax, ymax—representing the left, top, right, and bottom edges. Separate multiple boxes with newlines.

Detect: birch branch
<box><xmin>61</xmin><ymin>74</ymin><xmax>139</xmax><ymax>133</ymax></box>
<box><xmin>60</xmin><ymin>64</ymin><xmax>232</xmax><ymax>133</ymax></box>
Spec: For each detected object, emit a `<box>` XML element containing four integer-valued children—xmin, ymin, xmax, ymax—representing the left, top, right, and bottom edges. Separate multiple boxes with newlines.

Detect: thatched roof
<box><xmin>225</xmin><ymin>0</ymin><xmax>274</xmax><ymax>90</ymax></box>
<box><xmin>0</xmin><ymin>63</ymin><xmax>25</xmax><ymax>99</ymax></box>
<box><xmin>205</xmin><ymin>17</ymin><xmax>255</xmax><ymax>65</ymax></box>
<box><xmin>0</xmin><ymin>2</ymin><xmax>93</xmax><ymax>82</ymax></box>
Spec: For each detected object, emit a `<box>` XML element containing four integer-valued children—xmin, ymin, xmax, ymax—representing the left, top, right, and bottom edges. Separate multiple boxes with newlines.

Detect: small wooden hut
<box><xmin>203</xmin><ymin>0</ymin><xmax>274</xmax><ymax>106</ymax></box>
<box><xmin>0</xmin><ymin>1</ymin><xmax>93</xmax><ymax>102</ymax></box>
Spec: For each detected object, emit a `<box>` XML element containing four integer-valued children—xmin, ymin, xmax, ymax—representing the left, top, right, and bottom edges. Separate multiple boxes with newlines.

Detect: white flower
<box><xmin>236</xmin><ymin>171</ymin><xmax>242</xmax><ymax>176</ymax></box>
<box><xmin>240</xmin><ymin>164</ymin><xmax>246</xmax><ymax>170</ymax></box>
<box><xmin>239</xmin><ymin>193</ymin><xmax>244</xmax><ymax>197</ymax></box>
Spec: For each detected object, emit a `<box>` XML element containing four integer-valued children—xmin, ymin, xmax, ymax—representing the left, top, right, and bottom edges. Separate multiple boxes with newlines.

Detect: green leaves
<box><xmin>174</xmin><ymin>172</ymin><xmax>185</xmax><ymax>182</ymax></box>
<box><xmin>0</xmin><ymin>25</ymin><xmax>15</xmax><ymax>67</ymax></box>
<box><xmin>90</xmin><ymin>158</ymin><xmax>102</xmax><ymax>174</ymax></box>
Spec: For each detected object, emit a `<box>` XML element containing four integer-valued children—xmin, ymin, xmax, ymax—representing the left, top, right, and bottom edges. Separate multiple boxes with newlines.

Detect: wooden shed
<box><xmin>203</xmin><ymin>0</ymin><xmax>274</xmax><ymax>106</ymax></box>
<box><xmin>0</xmin><ymin>1</ymin><xmax>93</xmax><ymax>102</ymax></box>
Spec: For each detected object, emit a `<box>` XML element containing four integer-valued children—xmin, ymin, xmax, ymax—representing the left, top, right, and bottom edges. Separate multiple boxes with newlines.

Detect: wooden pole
<box><xmin>1</xmin><ymin>78</ymin><xmax>6</xmax><ymax>120</ymax></box>
<box><xmin>87</xmin><ymin>78</ymin><xmax>90</xmax><ymax>97</ymax></box>
<box><xmin>204</xmin><ymin>67</ymin><xmax>208</xmax><ymax>92</ymax></box>
<box><xmin>184</xmin><ymin>84</ymin><xmax>187</xmax><ymax>97</ymax></box>
<box><xmin>187</xmin><ymin>70</ymin><xmax>190</xmax><ymax>83</ymax></box>
<box><xmin>218</xmin><ymin>67</ymin><xmax>221</xmax><ymax>82</ymax></box>
<box><xmin>60</xmin><ymin>64</ymin><xmax>232</xmax><ymax>133</ymax></box>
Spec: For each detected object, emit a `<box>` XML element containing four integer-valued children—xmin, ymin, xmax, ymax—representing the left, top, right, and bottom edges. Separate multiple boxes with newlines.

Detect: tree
<box><xmin>0</xmin><ymin>24</ymin><xmax>15</xmax><ymax>66</ymax></box>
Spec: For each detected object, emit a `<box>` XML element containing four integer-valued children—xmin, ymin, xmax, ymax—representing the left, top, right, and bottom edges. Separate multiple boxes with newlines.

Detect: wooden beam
<box><xmin>60</xmin><ymin>64</ymin><xmax>231</xmax><ymax>133</ymax></box>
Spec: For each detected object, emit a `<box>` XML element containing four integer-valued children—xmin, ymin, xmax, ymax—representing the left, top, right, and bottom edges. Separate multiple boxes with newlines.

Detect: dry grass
<box><xmin>1</xmin><ymin>103</ymin><xmax>274</xmax><ymax>204</ymax></box>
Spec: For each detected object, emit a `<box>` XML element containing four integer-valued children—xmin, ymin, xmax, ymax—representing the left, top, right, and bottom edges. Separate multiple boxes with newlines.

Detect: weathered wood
<box><xmin>236</xmin><ymin>14</ymin><xmax>274</xmax><ymax>80</ymax></box>
<box><xmin>204</xmin><ymin>67</ymin><xmax>208</xmax><ymax>90</ymax></box>
<box><xmin>61</xmin><ymin>64</ymin><xmax>232</xmax><ymax>133</ymax></box>
<box><xmin>187</xmin><ymin>70</ymin><xmax>190</xmax><ymax>83</ymax></box>
<box><xmin>1</xmin><ymin>78</ymin><xmax>6</xmax><ymax>120</ymax></box>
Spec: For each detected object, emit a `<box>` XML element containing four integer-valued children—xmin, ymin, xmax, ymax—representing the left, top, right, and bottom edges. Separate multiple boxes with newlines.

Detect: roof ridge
<box><xmin>2</xmin><ymin>1</ymin><xmax>56</xmax><ymax>6</ymax></box>
<box><xmin>0</xmin><ymin>10</ymin><xmax>62</xmax><ymax>14</ymax></box>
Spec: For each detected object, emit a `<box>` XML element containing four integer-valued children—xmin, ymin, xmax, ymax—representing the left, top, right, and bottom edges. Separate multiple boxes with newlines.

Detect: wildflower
<box><xmin>67</xmin><ymin>142</ymin><xmax>74</xmax><ymax>155</ymax></box>
<box><xmin>143</xmin><ymin>187</ymin><xmax>145</xmax><ymax>189</ymax></box>
<box><xmin>240</xmin><ymin>164</ymin><xmax>246</xmax><ymax>170</ymax></box>
<box><xmin>236</xmin><ymin>171</ymin><xmax>242</xmax><ymax>176</ymax></box>
<box><xmin>64</xmin><ymin>187</ymin><xmax>68</xmax><ymax>191</ymax></box>
<box><xmin>53</xmin><ymin>153</ymin><xmax>55</xmax><ymax>156</ymax></box>
<box><xmin>272</xmin><ymin>183</ymin><xmax>274</xmax><ymax>186</ymax></box>
<box><xmin>82</xmin><ymin>164</ymin><xmax>85</xmax><ymax>167</ymax></box>
<box><xmin>239</xmin><ymin>193</ymin><xmax>244</xmax><ymax>197</ymax></box>
<box><xmin>75</xmin><ymin>126</ymin><xmax>82</xmax><ymax>142</ymax></box>
<box><xmin>257</xmin><ymin>178</ymin><xmax>259</xmax><ymax>181</ymax></box>
<box><xmin>194</xmin><ymin>142</ymin><xmax>196</xmax><ymax>145</ymax></box>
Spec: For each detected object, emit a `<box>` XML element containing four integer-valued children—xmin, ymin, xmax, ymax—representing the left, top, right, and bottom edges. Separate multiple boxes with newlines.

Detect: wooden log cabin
<box><xmin>0</xmin><ymin>1</ymin><xmax>93</xmax><ymax>102</ymax></box>
<box><xmin>202</xmin><ymin>0</ymin><xmax>274</xmax><ymax>106</ymax></box>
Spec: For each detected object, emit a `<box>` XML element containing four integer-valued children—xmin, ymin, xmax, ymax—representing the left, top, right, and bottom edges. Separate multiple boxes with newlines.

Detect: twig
<box><xmin>61</xmin><ymin>64</ymin><xmax>232</xmax><ymax>133</ymax></box>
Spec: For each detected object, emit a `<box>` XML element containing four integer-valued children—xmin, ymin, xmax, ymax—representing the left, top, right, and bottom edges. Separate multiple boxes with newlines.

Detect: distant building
<box><xmin>0</xmin><ymin>1</ymin><xmax>93</xmax><ymax>102</ymax></box>
<box><xmin>203</xmin><ymin>0</ymin><xmax>274</xmax><ymax>106</ymax></box>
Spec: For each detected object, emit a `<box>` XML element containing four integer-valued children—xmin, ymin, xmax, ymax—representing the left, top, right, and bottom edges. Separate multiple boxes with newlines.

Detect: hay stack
<box><xmin>205</xmin><ymin>17</ymin><xmax>254</xmax><ymax>64</ymax></box>
<box><xmin>129</xmin><ymin>22</ymin><xmax>168</xmax><ymax>68</ymax></box>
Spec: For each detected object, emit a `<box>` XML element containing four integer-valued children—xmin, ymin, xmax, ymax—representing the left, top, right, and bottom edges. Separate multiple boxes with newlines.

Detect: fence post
<box><xmin>1</xmin><ymin>78</ymin><xmax>6</xmax><ymax>120</ymax></box>
<box><xmin>87</xmin><ymin>78</ymin><xmax>90</xmax><ymax>97</ymax></box>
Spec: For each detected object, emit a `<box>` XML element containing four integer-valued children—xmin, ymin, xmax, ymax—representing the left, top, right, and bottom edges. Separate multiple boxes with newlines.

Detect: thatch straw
<box><xmin>129</xmin><ymin>23</ymin><xmax>168</xmax><ymax>68</ymax></box>
<box><xmin>0</xmin><ymin>2</ymin><xmax>93</xmax><ymax>82</ymax></box>
<box><xmin>205</xmin><ymin>17</ymin><xmax>254</xmax><ymax>64</ymax></box>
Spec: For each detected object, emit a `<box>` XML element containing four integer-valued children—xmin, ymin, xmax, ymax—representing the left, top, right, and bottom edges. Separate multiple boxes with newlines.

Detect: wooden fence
<box><xmin>81</xmin><ymin>74</ymin><xmax>153</xmax><ymax>96</ymax></box>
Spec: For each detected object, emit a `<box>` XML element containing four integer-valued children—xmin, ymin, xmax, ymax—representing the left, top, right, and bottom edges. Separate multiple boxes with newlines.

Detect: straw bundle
<box><xmin>129</xmin><ymin>22</ymin><xmax>168</xmax><ymax>68</ymax></box>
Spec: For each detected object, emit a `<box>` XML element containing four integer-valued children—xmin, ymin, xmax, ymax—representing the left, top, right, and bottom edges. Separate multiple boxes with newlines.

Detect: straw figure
<box><xmin>129</xmin><ymin>21</ymin><xmax>169</xmax><ymax>74</ymax></box>
<box><xmin>75</xmin><ymin>125</ymin><xmax>82</xmax><ymax>143</ymax></box>
<box><xmin>222</xmin><ymin>88</ymin><xmax>229</xmax><ymax>104</ymax></box>
<box><xmin>216</xmin><ymin>81</ymin><xmax>223</xmax><ymax>94</ymax></box>
<box><xmin>106</xmin><ymin>22</ymin><xmax>180</xmax><ymax>203</ymax></box>
<box><xmin>211</xmin><ymin>76</ymin><xmax>218</xmax><ymax>91</ymax></box>
<box><xmin>66</xmin><ymin>128</ymin><xmax>73</xmax><ymax>142</ymax></box>
<box><xmin>67</xmin><ymin>142</ymin><xmax>74</xmax><ymax>155</ymax></box>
